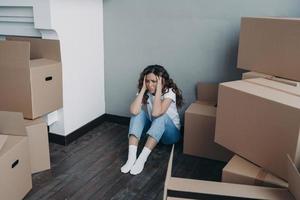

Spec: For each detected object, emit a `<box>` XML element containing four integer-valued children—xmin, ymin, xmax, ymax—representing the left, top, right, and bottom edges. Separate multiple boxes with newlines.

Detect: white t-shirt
<box><xmin>145</xmin><ymin>89</ymin><xmax>181</xmax><ymax>130</ymax></box>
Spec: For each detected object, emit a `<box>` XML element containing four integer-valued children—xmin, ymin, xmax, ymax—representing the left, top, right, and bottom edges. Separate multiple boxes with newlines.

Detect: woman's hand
<box><xmin>156</xmin><ymin>76</ymin><xmax>163</xmax><ymax>92</ymax></box>
<box><xmin>141</xmin><ymin>76</ymin><xmax>147</xmax><ymax>93</ymax></box>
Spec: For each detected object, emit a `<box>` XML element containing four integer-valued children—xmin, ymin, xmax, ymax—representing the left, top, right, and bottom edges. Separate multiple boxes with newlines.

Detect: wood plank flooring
<box><xmin>24</xmin><ymin>121</ymin><xmax>226</xmax><ymax>200</ymax></box>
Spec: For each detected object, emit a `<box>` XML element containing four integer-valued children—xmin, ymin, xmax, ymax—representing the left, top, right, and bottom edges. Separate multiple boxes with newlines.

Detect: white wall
<box><xmin>0</xmin><ymin>0</ymin><xmax>106</xmax><ymax>136</ymax></box>
<box><xmin>48</xmin><ymin>0</ymin><xmax>105</xmax><ymax>136</ymax></box>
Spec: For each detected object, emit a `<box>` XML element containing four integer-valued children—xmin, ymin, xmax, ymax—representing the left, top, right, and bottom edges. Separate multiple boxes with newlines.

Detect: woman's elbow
<box><xmin>130</xmin><ymin>109</ymin><xmax>140</xmax><ymax>116</ymax></box>
<box><xmin>151</xmin><ymin>111</ymin><xmax>161</xmax><ymax>117</ymax></box>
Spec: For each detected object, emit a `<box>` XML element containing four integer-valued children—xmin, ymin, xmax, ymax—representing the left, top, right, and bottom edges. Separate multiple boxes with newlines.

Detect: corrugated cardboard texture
<box><xmin>24</xmin><ymin>118</ymin><xmax>51</xmax><ymax>174</ymax></box>
<box><xmin>0</xmin><ymin>136</ymin><xmax>32</xmax><ymax>200</ymax></box>
<box><xmin>184</xmin><ymin>102</ymin><xmax>232</xmax><ymax>162</ymax></box>
<box><xmin>215</xmin><ymin>79</ymin><xmax>300</xmax><ymax>180</ymax></box>
<box><xmin>222</xmin><ymin>155</ymin><xmax>288</xmax><ymax>188</ymax></box>
<box><xmin>196</xmin><ymin>82</ymin><xmax>218</xmax><ymax>103</ymax></box>
<box><xmin>238</xmin><ymin>17</ymin><xmax>300</xmax><ymax>81</ymax></box>
<box><xmin>164</xmin><ymin>146</ymin><xmax>297</xmax><ymax>200</ymax></box>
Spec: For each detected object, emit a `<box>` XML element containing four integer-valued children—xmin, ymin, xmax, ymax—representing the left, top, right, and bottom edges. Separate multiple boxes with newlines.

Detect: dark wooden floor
<box><xmin>24</xmin><ymin>121</ymin><xmax>226</xmax><ymax>200</ymax></box>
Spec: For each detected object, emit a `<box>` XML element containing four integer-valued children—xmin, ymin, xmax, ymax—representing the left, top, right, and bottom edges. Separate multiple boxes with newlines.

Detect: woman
<box><xmin>121</xmin><ymin>64</ymin><xmax>183</xmax><ymax>175</ymax></box>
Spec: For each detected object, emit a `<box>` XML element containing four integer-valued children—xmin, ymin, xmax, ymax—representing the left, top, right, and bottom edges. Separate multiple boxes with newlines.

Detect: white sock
<box><xmin>130</xmin><ymin>147</ymin><xmax>151</xmax><ymax>175</ymax></box>
<box><xmin>121</xmin><ymin>145</ymin><xmax>137</xmax><ymax>173</ymax></box>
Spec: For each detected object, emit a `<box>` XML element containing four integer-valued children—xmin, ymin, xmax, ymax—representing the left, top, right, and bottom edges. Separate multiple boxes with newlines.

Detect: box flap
<box><xmin>7</xmin><ymin>36</ymin><xmax>61</xmax><ymax>61</ymax></box>
<box><xmin>186</xmin><ymin>102</ymin><xmax>216</xmax><ymax>117</ymax></box>
<box><xmin>288</xmin><ymin>155</ymin><xmax>300</xmax><ymax>200</ymax></box>
<box><xmin>0</xmin><ymin>135</ymin><xmax>8</xmax><ymax>151</ymax></box>
<box><xmin>30</xmin><ymin>58</ymin><xmax>60</xmax><ymax>68</ymax></box>
<box><xmin>223</xmin><ymin>155</ymin><xmax>288</xmax><ymax>188</ymax></box>
<box><xmin>163</xmin><ymin>145</ymin><xmax>174</xmax><ymax>200</ymax></box>
<box><xmin>245</xmin><ymin>78</ymin><xmax>300</xmax><ymax>97</ymax></box>
<box><xmin>168</xmin><ymin>177</ymin><xmax>293</xmax><ymax>200</ymax></box>
<box><xmin>0</xmin><ymin>111</ymin><xmax>27</xmax><ymax>136</ymax></box>
<box><xmin>220</xmin><ymin>80</ymin><xmax>300</xmax><ymax>109</ymax></box>
<box><xmin>0</xmin><ymin>40</ymin><xmax>30</xmax><ymax>69</ymax></box>
<box><xmin>165</xmin><ymin>147</ymin><xmax>294</xmax><ymax>200</ymax></box>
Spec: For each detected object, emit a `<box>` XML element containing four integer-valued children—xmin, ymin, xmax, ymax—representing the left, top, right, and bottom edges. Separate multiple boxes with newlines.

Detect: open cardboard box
<box><xmin>164</xmin><ymin>145</ymin><xmax>300</xmax><ymax>200</ymax></box>
<box><xmin>0</xmin><ymin>37</ymin><xmax>63</xmax><ymax>119</ymax></box>
<box><xmin>0</xmin><ymin>111</ymin><xmax>32</xmax><ymax>200</ymax></box>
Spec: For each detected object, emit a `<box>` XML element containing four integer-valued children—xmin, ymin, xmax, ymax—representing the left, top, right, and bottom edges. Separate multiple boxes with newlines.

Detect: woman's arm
<box><xmin>152</xmin><ymin>76</ymin><xmax>172</xmax><ymax>117</ymax></box>
<box><xmin>130</xmin><ymin>77</ymin><xmax>146</xmax><ymax>115</ymax></box>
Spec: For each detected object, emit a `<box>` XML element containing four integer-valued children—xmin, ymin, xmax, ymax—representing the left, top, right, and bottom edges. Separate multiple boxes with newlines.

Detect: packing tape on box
<box><xmin>254</xmin><ymin>169</ymin><xmax>268</xmax><ymax>185</ymax></box>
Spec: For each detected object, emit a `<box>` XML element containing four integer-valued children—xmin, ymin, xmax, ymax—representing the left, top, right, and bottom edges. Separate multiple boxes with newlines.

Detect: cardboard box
<box><xmin>25</xmin><ymin>118</ymin><xmax>51</xmax><ymax>174</ymax></box>
<box><xmin>222</xmin><ymin>155</ymin><xmax>288</xmax><ymax>188</ymax></box>
<box><xmin>0</xmin><ymin>37</ymin><xmax>63</xmax><ymax>119</ymax></box>
<box><xmin>196</xmin><ymin>82</ymin><xmax>218</xmax><ymax>104</ymax></box>
<box><xmin>164</xmin><ymin>145</ymin><xmax>300</xmax><ymax>200</ymax></box>
<box><xmin>184</xmin><ymin>102</ymin><xmax>232</xmax><ymax>162</ymax></box>
<box><xmin>0</xmin><ymin>111</ymin><xmax>32</xmax><ymax>200</ymax></box>
<box><xmin>237</xmin><ymin>17</ymin><xmax>300</xmax><ymax>81</ymax></box>
<box><xmin>215</xmin><ymin>78</ymin><xmax>300</xmax><ymax>180</ymax></box>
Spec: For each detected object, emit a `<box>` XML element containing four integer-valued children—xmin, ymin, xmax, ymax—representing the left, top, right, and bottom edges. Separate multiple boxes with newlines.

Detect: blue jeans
<box><xmin>128</xmin><ymin>110</ymin><xmax>181</xmax><ymax>144</ymax></box>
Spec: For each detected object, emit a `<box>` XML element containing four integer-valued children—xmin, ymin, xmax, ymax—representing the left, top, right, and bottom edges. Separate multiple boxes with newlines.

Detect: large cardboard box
<box><xmin>164</xmin><ymin>146</ymin><xmax>300</xmax><ymax>200</ymax></box>
<box><xmin>222</xmin><ymin>155</ymin><xmax>288</xmax><ymax>188</ymax></box>
<box><xmin>215</xmin><ymin>78</ymin><xmax>300</xmax><ymax>180</ymax></box>
<box><xmin>25</xmin><ymin>118</ymin><xmax>51</xmax><ymax>174</ymax></box>
<box><xmin>184</xmin><ymin>102</ymin><xmax>232</xmax><ymax>162</ymax></box>
<box><xmin>237</xmin><ymin>17</ymin><xmax>300</xmax><ymax>81</ymax></box>
<box><xmin>0</xmin><ymin>37</ymin><xmax>63</xmax><ymax>119</ymax></box>
<box><xmin>0</xmin><ymin>111</ymin><xmax>32</xmax><ymax>200</ymax></box>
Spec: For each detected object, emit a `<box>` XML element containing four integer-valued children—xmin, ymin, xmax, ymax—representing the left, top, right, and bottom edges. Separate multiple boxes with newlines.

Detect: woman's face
<box><xmin>145</xmin><ymin>73</ymin><xmax>157</xmax><ymax>94</ymax></box>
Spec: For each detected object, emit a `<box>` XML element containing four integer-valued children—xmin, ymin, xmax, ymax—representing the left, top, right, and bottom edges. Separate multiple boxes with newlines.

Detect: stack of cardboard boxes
<box><xmin>165</xmin><ymin>17</ymin><xmax>300</xmax><ymax>199</ymax></box>
<box><xmin>184</xmin><ymin>82</ymin><xmax>232</xmax><ymax>162</ymax></box>
<box><xmin>0</xmin><ymin>37</ymin><xmax>63</xmax><ymax>199</ymax></box>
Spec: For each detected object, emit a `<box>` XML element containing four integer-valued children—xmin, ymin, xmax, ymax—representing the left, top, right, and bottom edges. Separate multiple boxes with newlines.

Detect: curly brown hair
<box><xmin>137</xmin><ymin>64</ymin><xmax>183</xmax><ymax>108</ymax></box>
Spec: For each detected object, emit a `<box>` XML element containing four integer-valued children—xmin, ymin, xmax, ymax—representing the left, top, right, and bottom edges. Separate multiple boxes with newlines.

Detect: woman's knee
<box><xmin>131</xmin><ymin>110</ymin><xmax>145</xmax><ymax>119</ymax></box>
<box><xmin>151</xmin><ymin>113</ymin><xmax>168</xmax><ymax>122</ymax></box>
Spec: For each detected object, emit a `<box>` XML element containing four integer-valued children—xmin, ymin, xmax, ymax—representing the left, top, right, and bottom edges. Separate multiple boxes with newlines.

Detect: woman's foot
<box><xmin>130</xmin><ymin>147</ymin><xmax>151</xmax><ymax>175</ymax></box>
<box><xmin>121</xmin><ymin>145</ymin><xmax>137</xmax><ymax>173</ymax></box>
